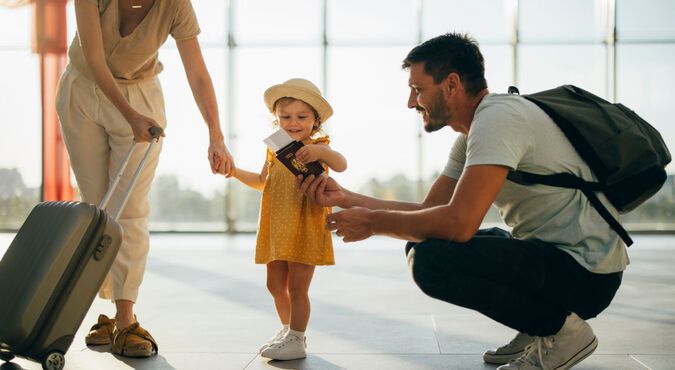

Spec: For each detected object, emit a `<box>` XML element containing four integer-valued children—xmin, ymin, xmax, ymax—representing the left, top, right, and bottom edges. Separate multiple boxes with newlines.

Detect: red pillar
<box><xmin>33</xmin><ymin>0</ymin><xmax>73</xmax><ymax>201</ymax></box>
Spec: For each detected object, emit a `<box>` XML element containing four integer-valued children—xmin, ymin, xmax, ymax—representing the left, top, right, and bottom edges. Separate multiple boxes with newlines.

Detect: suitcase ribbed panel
<box><xmin>0</xmin><ymin>202</ymin><xmax>98</xmax><ymax>346</ymax></box>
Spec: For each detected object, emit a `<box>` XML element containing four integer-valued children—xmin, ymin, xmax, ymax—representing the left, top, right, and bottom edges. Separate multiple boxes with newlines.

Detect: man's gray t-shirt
<box><xmin>442</xmin><ymin>93</ymin><xmax>629</xmax><ymax>274</ymax></box>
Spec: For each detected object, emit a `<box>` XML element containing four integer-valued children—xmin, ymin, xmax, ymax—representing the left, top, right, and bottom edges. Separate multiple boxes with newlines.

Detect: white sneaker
<box><xmin>497</xmin><ymin>313</ymin><xmax>598</xmax><ymax>370</ymax></box>
<box><xmin>260</xmin><ymin>333</ymin><xmax>307</xmax><ymax>361</ymax></box>
<box><xmin>258</xmin><ymin>327</ymin><xmax>289</xmax><ymax>353</ymax></box>
<box><xmin>483</xmin><ymin>332</ymin><xmax>535</xmax><ymax>364</ymax></box>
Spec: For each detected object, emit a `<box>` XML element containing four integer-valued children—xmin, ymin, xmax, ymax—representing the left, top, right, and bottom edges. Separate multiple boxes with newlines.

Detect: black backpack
<box><xmin>507</xmin><ymin>85</ymin><xmax>672</xmax><ymax>246</ymax></box>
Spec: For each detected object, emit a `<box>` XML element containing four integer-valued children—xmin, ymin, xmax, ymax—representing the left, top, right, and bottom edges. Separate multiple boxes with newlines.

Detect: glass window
<box><xmin>482</xmin><ymin>45</ymin><xmax>515</xmax><ymax>94</ymax></box>
<box><xmin>617</xmin><ymin>43</ymin><xmax>675</xmax><ymax>227</ymax></box>
<box><xmin>233</xmin><ymin>0</ymin><xmax>321</xmax><ymax>45</ymax></box>
<box><xmin>327</xmin><ymin>46</ymin><xmax>418</xmax><ymax>198</ymax></box>
<box><xmin>517</xmin><ymin>45</ymin><xmax>607</xmax><ymax>97</ymax></box>
<box><xmin>66</xmin><ymin>2</ymin><xmax>76</xmax><ymax>43</ymax></box>
<box><xmin>0</xmin><ymin>51</ymin><xmax>41</xmax><ymax>229</ymax></box>
<box><xmin>192</xmin><ymin>0</ymin><xmax>228</xmax><ymax>46</ymax></box>
<box><xmin>616</xmin><ymin>44</ymin><xmax>675</xmax><ymax>174</ymax></box>
<box><xmin>617</xmin><ymin>0</ymin><xmax>675</xmax><ymax>42</ymax></box>
<box><xmin>423</xmin><ymin>0</ymin><xmax>515</xmax><ymax>44</ymax></box>
<box><xmin>0</xmin><ymin>6</ymin><xmax>31</xmax><ymax>48</ymax></box>
<box><xmin>149</xmin><ymin>48</ymin><xmax>228</xmax><ymax>231</ymax></box>
<box><xmin>327</xmin><ymin>0</ymin><xmax>417</xmax><ymax>45</ymax></box>
<box><xmin>520</xmin><ymin>0</ymin><xmax>607</xmax><ymax>43</ymax></box>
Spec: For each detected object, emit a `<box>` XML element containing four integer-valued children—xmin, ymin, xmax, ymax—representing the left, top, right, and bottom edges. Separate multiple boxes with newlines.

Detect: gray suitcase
<box><xmin>0</xmin><ymin>130</ymin><xmax>161</xmax><ymax>370</ymax></box>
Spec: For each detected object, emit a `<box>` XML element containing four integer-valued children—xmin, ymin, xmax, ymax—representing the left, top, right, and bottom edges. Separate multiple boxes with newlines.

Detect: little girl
<box><xmin>229</xmin><ymin>78</ymin><xmax>347</xmax><ymax>360</ymax></box>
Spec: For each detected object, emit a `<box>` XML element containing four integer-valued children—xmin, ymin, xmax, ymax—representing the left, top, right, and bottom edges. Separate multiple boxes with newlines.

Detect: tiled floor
<box><xmin>1</xmin><ymin>233</ymin><xmax>674</xmax><ymax>370</ymax></box>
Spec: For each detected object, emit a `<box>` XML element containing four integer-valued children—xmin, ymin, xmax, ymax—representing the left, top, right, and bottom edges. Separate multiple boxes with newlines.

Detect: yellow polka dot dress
<box><xmin>255</xmin><ymin>136</ymin><xmax>335</xmax><ymax>266</ymax></box>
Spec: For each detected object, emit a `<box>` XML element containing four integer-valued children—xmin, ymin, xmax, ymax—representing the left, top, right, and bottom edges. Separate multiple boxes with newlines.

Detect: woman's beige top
<box><xmin>68</xmin><ymin>0</ymin><xmax>200</xmax><ymax>84</ymax></box>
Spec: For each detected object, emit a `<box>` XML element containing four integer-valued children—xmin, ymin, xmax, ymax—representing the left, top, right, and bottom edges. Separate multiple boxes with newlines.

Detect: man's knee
<box><xmin>406</xmin><ymin>239</ymin><xmax>454</xmax><ymax>294</ymax></box>
<box><xmin>576</xmin><ymin>272</ymin><xmax>623</xmax><ymax>320</ymax></box>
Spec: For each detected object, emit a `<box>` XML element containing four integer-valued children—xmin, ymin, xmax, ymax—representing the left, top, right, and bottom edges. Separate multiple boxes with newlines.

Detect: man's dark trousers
<box><xmin>405</xmin><ymin>228</ymin><xmax>622</xmax><ymax>336</ymax></box>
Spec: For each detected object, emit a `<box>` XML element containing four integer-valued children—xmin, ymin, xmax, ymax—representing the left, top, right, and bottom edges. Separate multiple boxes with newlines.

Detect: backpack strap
<box><xmin>507</xmin><ymin>171</ymin><xmax>633</xmax><ymax>246</ymax></box>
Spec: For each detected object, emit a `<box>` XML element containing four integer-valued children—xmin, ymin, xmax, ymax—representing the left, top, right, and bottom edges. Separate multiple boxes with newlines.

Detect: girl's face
<box><xmin>276</xmin><ymin>99</ymin><xmax>318</xmax><ymax>141</ymax></box>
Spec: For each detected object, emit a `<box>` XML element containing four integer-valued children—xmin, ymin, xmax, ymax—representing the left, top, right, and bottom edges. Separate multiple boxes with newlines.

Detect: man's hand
<box><xmin>295</xmin><ymin>144</ymin><xmax>325</xmax><ymax>164</ymax></box>
<box><xmin>326</xmin><ymin>207</ymin><xmax>374</xmax><ymax>242</ymax></box>
<box><xmin>296</xmin><ymin>174</ymin><xmax>348</xmax><ymax>208</ymax></box>
<box><xmin>209</xmin><ymin>140</ymin><xmax>235</xmax><ymax>177</ymax></box>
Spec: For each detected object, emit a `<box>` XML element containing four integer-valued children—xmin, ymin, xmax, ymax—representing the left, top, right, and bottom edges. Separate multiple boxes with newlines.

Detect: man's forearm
<box><xmin>369</xmin><ymin>205</ymin><xmax>474</xmax><ymax>243</ymax></box>
<box><xmin>346</xmin><ymin>189</ymin><xmax>426</xmax><ymax>211</ymax></box>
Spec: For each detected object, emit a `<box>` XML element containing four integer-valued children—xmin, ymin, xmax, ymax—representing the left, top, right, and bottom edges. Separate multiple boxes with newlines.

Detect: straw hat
<box><xmin>264</xmin><ymin>78</ymin><xmax>333</xmax><ymax>123</ymax></box>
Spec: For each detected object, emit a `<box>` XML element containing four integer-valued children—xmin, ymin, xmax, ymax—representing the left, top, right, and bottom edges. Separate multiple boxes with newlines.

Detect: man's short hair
<box><xmin>402</xmin><ymin>32</ymin><xmax>487</xmax><ymax>96</ymax></box>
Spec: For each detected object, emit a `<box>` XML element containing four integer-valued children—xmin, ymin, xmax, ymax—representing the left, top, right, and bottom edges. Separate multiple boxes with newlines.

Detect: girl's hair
<box><xmin>272</xmin><ymin>97</ymin><xmax>324</xmax><ymax>136</ymax></box>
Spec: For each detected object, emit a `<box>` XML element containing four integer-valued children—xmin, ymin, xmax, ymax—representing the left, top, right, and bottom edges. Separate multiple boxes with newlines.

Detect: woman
<box><xmin>55</xmin><ymin>0</ymin><xmax>234</xmax><ymax>358</ymax></box>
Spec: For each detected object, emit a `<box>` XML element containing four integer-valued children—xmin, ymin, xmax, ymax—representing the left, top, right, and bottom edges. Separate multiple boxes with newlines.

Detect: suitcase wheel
<box><xmin>0</xmin><ymin>351</ymin><xmax>14</xmax><ymax>362</ymax></box>
<box><xmin>42</xmin><ymin>351</ymin><xmax>65</xmax><ymax>370</ymax></box>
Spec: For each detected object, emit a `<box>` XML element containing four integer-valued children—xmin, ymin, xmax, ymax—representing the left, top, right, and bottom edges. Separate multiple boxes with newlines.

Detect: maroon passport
<box><xmin>264</xmin><ymin>129</ymin><xmax>324</xmax><ymax>177</ymax></box>
<box><xmin>275</xmin><ymin>140</ymin><xmax>324</xmax><ymax>177</ymax></box>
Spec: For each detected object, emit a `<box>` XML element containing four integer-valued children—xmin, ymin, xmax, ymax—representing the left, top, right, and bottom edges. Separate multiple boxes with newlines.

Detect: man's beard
<box><xmin>422</xmin><ymin>90</ymin><xmax>451</xmax><ymax>133</ymax></box>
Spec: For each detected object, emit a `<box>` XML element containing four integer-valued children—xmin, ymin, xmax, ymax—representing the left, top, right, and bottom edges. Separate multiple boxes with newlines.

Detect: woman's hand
<box><xmin>295</xmin><ymin>144</ymin><xmax>326</xmax><ymax>164</ymax></box>
<box><xmin>209</xmin><ymin>139</ymin><xmax>235</xmax><ymax>177</ymax></box>
<box><xmin>128</xmin><ymin>113</ymin><xmax>164</xmax><ymax>142</ymax></box>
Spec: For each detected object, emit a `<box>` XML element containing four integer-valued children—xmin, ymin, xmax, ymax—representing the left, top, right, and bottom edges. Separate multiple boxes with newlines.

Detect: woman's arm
<box><xmin>233</xmin><ymin>160</ymin><xmax>269</xmax><ymax>192</ymax></box>
<box><xmin>74</xmin><ymin>0</ymin><xmax>160</xmax><ymax>142</ymax></box>
<box><xmin>176</xmin><ymin>37</ymin><xmax>234</xmax><ymax>176</ymax></box>
<box><xmin>295</xmin><ymin>144</ymin><xmax>348</xmax><ymax>172</ymax></box>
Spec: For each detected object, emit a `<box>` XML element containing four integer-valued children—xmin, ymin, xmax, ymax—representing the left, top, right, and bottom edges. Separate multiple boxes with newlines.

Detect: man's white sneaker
<box><xmin>497</xmin><ymin>313</ymin><xmax>598</xmax><ymax>370</ymax></box>
<box><xmin>260</xmin><ymin>333</ymin><xmax>307</xmax><ymax>361</ymax></box>
<box><xmin>258</xmin><ymin>327</ymin><xmax>289</xmax><ymax>353</ymax></box>
<box><xmin>483</xmin><ymin>332</ymin><xmax>535</xmax><ymax>364</ymax></box>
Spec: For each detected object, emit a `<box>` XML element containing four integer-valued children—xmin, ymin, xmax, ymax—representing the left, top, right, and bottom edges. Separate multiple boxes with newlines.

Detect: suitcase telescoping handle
<box><xmin>98</xmin><ymin>127</ymin><xmax>163</xmax><ymax>221</ymax></box>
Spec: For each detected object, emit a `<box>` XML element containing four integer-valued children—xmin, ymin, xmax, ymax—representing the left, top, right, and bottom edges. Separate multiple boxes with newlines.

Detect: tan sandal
<box><xmin>85</xmin><ymin>314</ymin><xmax>115</xmax><ymax>346</ymax></box>
<box><xmin>111</xmin><ymin>322</ymin><xmax>158</xmax><ymax>358</ymax></box>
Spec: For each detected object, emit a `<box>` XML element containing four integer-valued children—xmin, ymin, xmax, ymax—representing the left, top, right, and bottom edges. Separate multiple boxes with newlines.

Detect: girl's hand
<box><xmin>128</xmin><ymin>113</ymin><xmax>164</xmax><ymax>143</ymax></box>
<box><xmin>295</xmin><ymin>144</ymin><xmax>325</xmax><ymax>164</ymax></box>
<box><xmin>209</xmin><ymin>139</ymin><xmax>235</xmax><ymax>177</ymax></box>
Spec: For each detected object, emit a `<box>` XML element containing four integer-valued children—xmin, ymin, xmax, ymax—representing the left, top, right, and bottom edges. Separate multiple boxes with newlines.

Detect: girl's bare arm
<box><xmin>233</xmin><ymin>157</ymin><xmax>269</xmax><ymax>191</ymax></box>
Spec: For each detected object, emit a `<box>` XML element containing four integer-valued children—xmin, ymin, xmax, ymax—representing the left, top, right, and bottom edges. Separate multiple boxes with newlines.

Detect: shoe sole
<box><xmin>482</xmin><ymin>350</ymin><xmax>526</xmax><ymax>365</ymax></box>
<box><xmin>555</xmin><ymin>335</ymin><xmax>598</xmax><ymax>370</ymax></box>
<box><xmin>85</xmin><ymin>338</ymin><xmax>111</xmax><ymax>346</ymax></box>
<box><xmin>113</xmin><ymin>348</ymin><xmax>156</xmax><ymax>358</ymax></box>
<box><xmin>261</xmin><ymin>352</ymin><xmax>307</xmax><ymax>361</ymax></box>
